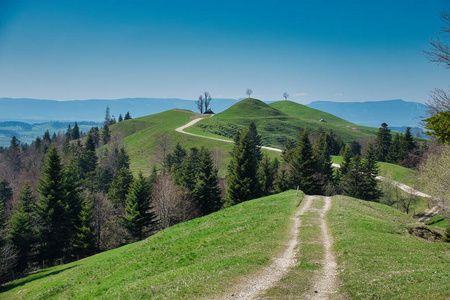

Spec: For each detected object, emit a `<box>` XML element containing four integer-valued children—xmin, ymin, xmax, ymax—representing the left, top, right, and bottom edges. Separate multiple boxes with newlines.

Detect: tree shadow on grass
<box><xmin>0</xmin><ymin>264</ymin><xmax>79</xmax><ymax>293</ymax></box>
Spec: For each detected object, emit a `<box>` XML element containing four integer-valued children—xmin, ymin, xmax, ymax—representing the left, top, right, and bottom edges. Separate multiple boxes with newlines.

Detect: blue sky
<box><xmin>0</xmin><ymin>0</ymin><xmax>449</xmax><ymax>103</ymax></box>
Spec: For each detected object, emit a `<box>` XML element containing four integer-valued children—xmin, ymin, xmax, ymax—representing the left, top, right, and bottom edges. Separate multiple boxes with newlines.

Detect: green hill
<box><xmin>185</xmin><ymin>98</ymin><xmax>378</xmax><ymax>147</ymax></box>
<box><xmin>1</xmin><ymin>192</ymin><xmax>448</xmax><ymax>299</ymax></box>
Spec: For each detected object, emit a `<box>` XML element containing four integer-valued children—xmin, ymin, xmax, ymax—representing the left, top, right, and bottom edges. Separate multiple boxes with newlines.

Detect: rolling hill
<box><xmin>185</xmin><ymin>98</ymin><xmax>378</xmax><ymax>148</ymax></box>
<box><xmin>1</xmin><ymin>192</ymin><xmax>448</xmax><ymax>299</ymax></box>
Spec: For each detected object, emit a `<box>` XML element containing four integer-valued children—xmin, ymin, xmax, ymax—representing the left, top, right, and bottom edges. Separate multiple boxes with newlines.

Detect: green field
<box><xmin>186</xmin><ymin>98</ymin><xmax>378</xmax><ymax>148</ymax></box>
<box><xmin>1</xmin><ymin>192</ymin><xmax>448</xmax><ymax>299</ymax></box>
<box><xmin>0</xmin><ymin>191</ymin><xmax>300</xmax><ymax>299</ymax></box>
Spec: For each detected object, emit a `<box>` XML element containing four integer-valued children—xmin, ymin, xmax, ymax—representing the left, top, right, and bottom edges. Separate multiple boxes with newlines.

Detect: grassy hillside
<box><xmin>0</xmin><ymin>191</ymin><xmax>300</xmax><ymax>299</ymax></box>
<box><xmin>329</xmin><ymin>196</ymin><xmax>450</xmax><ymax>299</ymax></box>
<box><xmin>186</xmin><ymin>98</ymin><xmax>378</xmax><ymax>148</ymax></box>
<box><xmin>1</xmin><ymin>192</ymin><xmax>448</xmax><ymax>299</ymax></box>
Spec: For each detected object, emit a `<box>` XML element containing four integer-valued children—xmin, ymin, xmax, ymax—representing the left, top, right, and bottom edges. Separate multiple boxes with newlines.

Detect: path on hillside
<box><xmin>175</xmin><ymin>117</ymin><xmax>430</xmax><ymax>198</ymax></box>
<box><xmin>221</xmin><ymin>195</ymin><xmax>338</xmax><ymax>299</ymax></box>
<box><xmin>416</xmin><ymin>205</ymin><xmax>440</xmax><ymax>223</ymax></box>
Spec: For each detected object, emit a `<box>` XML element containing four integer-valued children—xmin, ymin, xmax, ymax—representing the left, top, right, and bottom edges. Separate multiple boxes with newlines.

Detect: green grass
<box><xmin>329</xmin><ymin>196</ymin><xmax>450</xmax><ymax>299</ymax></box>
<box><xmin>426</xmin><ymin>215</ymin><xmax>449</xmax><ymax>228</ymax></box>
<box><xmin>187</xmin><ymin>99</ymin><xmax>378</xmax><ymax>148</ymax></box>
<box><xmin>0</xmin><ymin>191</ymin><xmax>301</xmax><ymax>299</ymax></box>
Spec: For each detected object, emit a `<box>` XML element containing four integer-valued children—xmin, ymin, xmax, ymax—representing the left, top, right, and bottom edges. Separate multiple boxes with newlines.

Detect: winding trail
<box><xmin>175</xmin><ymin>117</ymin><xmax>430</xmax><ymax>198</ymax></box>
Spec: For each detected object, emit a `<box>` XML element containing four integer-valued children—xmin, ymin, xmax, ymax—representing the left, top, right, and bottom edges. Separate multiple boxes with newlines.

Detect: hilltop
<box><xmin>186</xmin><ymin>98</ymin><xmax>378</xmax><ymax>147</ymax></box>
<box><xmin>1</xmin><ymin>192</ymin><xmax>448</xmax><ymax>299</ymax></box>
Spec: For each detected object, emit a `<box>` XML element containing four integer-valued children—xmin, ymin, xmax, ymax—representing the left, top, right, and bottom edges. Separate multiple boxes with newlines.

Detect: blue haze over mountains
<box><xmin>0</xmin><ymin>97</ymin><xmax>427</xmax><ymax>128</ymax></box>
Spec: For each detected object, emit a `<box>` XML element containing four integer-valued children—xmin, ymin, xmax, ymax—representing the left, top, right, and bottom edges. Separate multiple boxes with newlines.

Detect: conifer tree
<box><xmin>374</xmin><ymin>122</ymin><xmax>392</xmax><ymax>162</ymax></box>
<box><xmin>118</xmin><ymin>114</ymin><xmax>123</xmax><ymax>122</ymax></box>
<box><xmin>288</xmin><ymin>130</ymin><xmax>322</xmax><ymax>195</ymax></box>
<box><xmin>313</xmin><ymin>132</ymin><xmax>334</xmax><ymax>188</ymax></box>
<box><xmin>79</xmin><ymin>133</ymin><xmax>98</xmax><ymax>176</ymax></box>
<box><xmin>123</xmin><ymin>172</ymin><xmax>158</xmax><ymax>241</ymax></box>
<box><xmin>361</xmin><ymin>143</ymin><xmax>383</xmax><ymax>202</ymax></box>
<box><xmin>124</xmin><ymin>111</ymin><xmax>132</xmax><ymax>120</ymax></box>
<box><xmin>259</xmin><ymin>155</ymin><xmax>278</xmax><ymax>196</ymax></box>
<box><xmin>102</xmin><ymin>124</ymin><xmax>111</xmax><ymax>145</ymax></box>
<box><xmin>194</xmin><ymin>148</ymin><xmax>222</xmax><ymax>215</ymax></box>
<box><xmin>387</xmin><ymin>133</ymin><xmax>403</xmax><ymax>163</ymax></box>
<box><xmin>72</xmin><ymin>122</ymin><xmax>80</xmax><ymax>140</ymax></box>
<box><xmin>108</xmin><ymin>167</ymin><xmax>133</xmax><ymax>207</ymax></box>
<box><xmin>340</xmin><ymin>155</ymin><xmax>365</xmax><ymax>198</ymax></box>
<box><xmin>0</xmin><ymin>179</ymin><xmax>13</xmax><ymax>206</ymax></box>
<box><xmin>402</xmin><ymin>127</ymin><xmax>416</xmax><ymax>154</ymax></box>
<box><xmin>72</xmin><ymin>198</ymin><xmax>96</xmax><ymax>259</ymax></box>
<box><xmin>66</xmin><ymin>124</ymin><xmax>72</xmax><ymax>140</ymax></box>
<box><xmin>226</xmin><ymin>126</ymin><xmax>262</xmax><ymax>206</ymax></box>
<box><xmin>35</xmin><ymin>146</ymin><xmax>70</xmax><ymax>265</ymax></box>
<box><xmin>9</xmin><ymin>182</ymin><xmax>35</xmax><ymax>272</ymax></box>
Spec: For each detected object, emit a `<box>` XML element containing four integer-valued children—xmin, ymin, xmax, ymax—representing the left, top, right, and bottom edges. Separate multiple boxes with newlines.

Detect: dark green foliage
<box><xmin>374</xmin><ymin>122</ymin><xmax>392</xmax><ymax>162</ymax></box>
<box><xmin>340</xmin><ymin>143</ymin><xmax>382</xmax><ymax>202</ymax></box>
<box><xmin>259</xmin><ymin>155</ymin><xmax>279</xmax><ymax>196</ymax></box>
<box><xmin>286</xmin><ymin>130</ymin><xmax>323</xmax><ymax>195</ymax></box>
<box><xmin>194</xmin><ymin>148</ymin><xmax>222</xmax><ymax>215</ymax></box>
<box><xmin>247</xmin><ymin>121</ymin><xmax>262</xmax><ymax>162</ymax></box>
<box><xmin>72</xmin><ymin>122</ymin><xmax>80</xmax><ymax>140</ymax></box>
<box><xmin>0</xmin><ymin>179</ymin><xmax>13</xmax><ymax>206</ymax></box>
<box><xmin>403</xmin><ymin>127</ymin><xmax>416</xmax><ymax>153</ymax></box>
<box><xmin>118</xmin><ymin>114</ymin><xmax>123</xmax><ymax>122</ymax></box>
<box><xmin>43</xmin><ymin>130</ymin><xmax>51</xmax><ymax>143</ymax></box>
<box><xmin>350</xmin><ymin>140</ymin><xmax>362</xmax><ymax>157</ymax></box>
<box><xmin>78</xmin><ymin>133</ymin><xmax>98</xmax><ymax>176</ymax></box>
<box><xmin>387</xmin><ymin>133</ymin><xmax>403</xmax><ymax>163</ymax></box>
<box><xmin>102</xmin><ymin>124</ymin><xmax>111</xmax><ymax>145</ymax></box>
<box><xmin>326</xmin><ymin>129</ymin><xmax>344</xmax><ymax>155</ymax></box>
<box><xmin>124</xmin><ymin>111</ymin><xmax>132</xmax><ymax>120</ymax></box>
<box><xmin>313</xmin><ymin>131</ymin><xmax>334</xmax><ymax>189</ymax></box>
<box><xmin>166</xmin><ymin>143</ymin><xmax>187</xmax><ymax>173</ymax></box>
<box><xmin>174</xmin><ymin>147</ymin><xmax>199</xmax><ymax>192</ymax></box>
<box><xmin>35</xmin><ymin>147</ymin><xmax>71</xmax><ymax>264</ymax></box>
<box><xmin>226</xmin><ymin>126</ymin><xmax>262</xmax><ymax>206</ymax></box>
<box><xmin>274</xmin><ymin>167</ymin><xmax>290</xmax><ymax>193</ymax></box>
<box><xmin>9</xmin><ymin>183</ymin><xmax>35</xmax><ymax>272</ymax></box>
<box><xmin>123</xmin><ymin>172</ymin><xmax>158</xmax><ymax>241</ymax></box>
<box><xmin>66</xmin><ymin>124</ymin><xmax>72</xmax><ymax>140</ymax></box>
<box><xmin>72</xmin><ymin>198</ymin><xmax>96</xmax><ymax>259</ymax></box>
<box><xmin>108</xmin><ymin>167</ymin><xmax>134</xmax><ymax>206</ymax></box>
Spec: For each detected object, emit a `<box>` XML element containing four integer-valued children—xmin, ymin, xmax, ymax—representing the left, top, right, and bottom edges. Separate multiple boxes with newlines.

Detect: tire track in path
<box><xmin>221</xmin><ymin>196</ymin><xmax>313</xmax><ymax>300</ymax></box>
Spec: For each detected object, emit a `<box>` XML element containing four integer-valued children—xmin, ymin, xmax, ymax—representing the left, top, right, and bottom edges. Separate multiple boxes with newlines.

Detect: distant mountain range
<box><xmin>1</xmin><ymin>97</ymin><xmax>427</xmax><ymax>129</ymax></box>
<box><xmin>307</xmin><ymin>99</ymin><xmax>427</xmax><ymax>127</ymax></box>
<box><xmin>0</xmin><ymin>98</ymin><xmax>238</xmax><ymax>123</ymax></box>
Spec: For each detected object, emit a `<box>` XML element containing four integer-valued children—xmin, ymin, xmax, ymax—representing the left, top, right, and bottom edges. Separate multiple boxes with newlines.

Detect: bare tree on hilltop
<box><xmin>195</xmin><ymin>92</ymin><xmax>211</xmax><ymax>114</ymax></box>
<box><xmin>246</xmin><ymin>88</ymin><xmax>253</xmax><ymax>98</ymax></box>
<box><xmin>283</xmin><ymin>92</ymin><xmax>289</xmax><ymax>100</ymax></box>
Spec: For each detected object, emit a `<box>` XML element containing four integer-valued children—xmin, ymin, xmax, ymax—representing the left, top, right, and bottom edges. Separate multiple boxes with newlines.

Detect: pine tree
<box><xmin>247</xmin><ymin>121</ymin><xmax>262</xmax><ymax>162</ymax></box>
<box><xmin>79</xmin><ymin>133</ymin><xmax>98</xmax><ymax>176</ymax></box>
<box><xmin>402</xmin><ymin>127</ymin><xmax>416</xmax><ymax>154</ymax></box>
<box><xmin>361</xmin><ymin>143</ymin><xmax>383</xmax><ymax>202</ymax></box>
<box><xmin>313</xmin><ymin>132</ymin><xmax>334</xmax><ymax>188</ymax></box>
<box><xmin>124</xmin><ymin>111</ymin><xmax>132</xmax><ymax>120</ymax></box>
<box><xmin>118</xmin><ymin>114</ymin><xmax>123</xmax><ymax>122</ymax></box>
<box><xmin>9</xmin><ymin>182</ymin><xmax>35</xmax><ymax>272</ymax></box>
<box><xmin>43</xmin><ymin>130</ymin><xmax>51</xmax><ymax>144</ymax></box>
<box><xmin>72</xmin><ymin>198</ymin><xmax>96</xmax><ymax>259</ymax></box>
<box><xmin>0</xmin><ymin>179</ymin><xmax>13</xmax><ymax>206</ymax></box>
<box><xmin>35</xmin><ymin>146</ymin><xmax>70</xmax><ymax>265</ymax></box>
<box><xmin>66</xmin><ymin>124</ymin><xmax>72</xmax><ymax>140</ymax></box>
<box><xmin>72</xmin><ymin>122</ymin><xmax>80</xmax><ymax>140</ymax></box>
<box><xmin>287</xmin><ymin>130</ymin><xmax>322</xmax><ymax>195</ymax></box>
<box><xmin>123</xmin><ymin>172</ymin><xmax>158</xmax><ymax>241</ymax></box>
<box><xmin>387</xmin><ymin>133</ymin><xmax>403</xmax><ymax>163</ymax></box>
<box><xmin>108</xmin><ymin>167</ymin><xmax>134</xmax><ymax>207</ymax></box>
<box><xmin>194</xmin><ymin>148</ymin><xmax>222</xmax><ymax>215</ymax></box>
<box><xmin>340</xmin><ymin>155</ymin><xmax>365</xmax><ymax>198</ymax></box>
<box><xmin>259</xmin><ymin>155</ymin><xmax>278</xmax><ymax>196</ymax></box>
<box><xmin>226</xmin><ymin>127</ymin><xmax>262</xmax><ymax>206</ymax></box>
<box><xmin>374</xmin><ymin>122</ymin><xmax>392</xmax><ymax>162</ymax></box>
<box><xmin>102</xmin><ymin>124</ymin><xmax>111</xmax><ymax>145</ymax></box>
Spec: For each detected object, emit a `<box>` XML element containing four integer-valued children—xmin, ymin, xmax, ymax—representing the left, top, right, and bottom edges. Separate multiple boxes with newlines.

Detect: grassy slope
<box><xmin>329</xmin><ymin>196</ymin><xmax>450</xmax><ymax>299</ymax></box>
<box><xmin>186</xmin><ymin>99</ymin><xmax>377</xmax><ymax>148</ymax></box>
<box><xmin>0</xmin><ymin>191</ymin><xmax>301</xmax><ymax>299</ymax></box>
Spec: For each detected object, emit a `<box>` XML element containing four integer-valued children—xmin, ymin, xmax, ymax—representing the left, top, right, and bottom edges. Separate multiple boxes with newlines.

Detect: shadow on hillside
<box><xmin>0</xmin><ymin>264</ymin><xmax>78</xmax><ymax>293</ymax></box>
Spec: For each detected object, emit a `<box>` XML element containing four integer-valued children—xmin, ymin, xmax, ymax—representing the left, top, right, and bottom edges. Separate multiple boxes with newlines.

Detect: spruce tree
<box><xmin>79</xmin><ymin>133</ymin><xmax>98</xmax><ymax>177</ymax></box>
<box><xmin>123</xmin><ymin>172</ymin><xmax>158</xmax><ymax>241</ymax></box>
<box><xmin>194</xmin><ymin>148</ymin><xmax>222</xmax><ymax>215</ymax></box>
<box><xmin>66</xmin><ymin>124</ymin><xmax>72</xmax><ymax>140</ymax></box>
<box><xmin>35</xmin><ymin>146</ymin><xmax>70</xmax><ymax>265</ymax></box>
<box><xmin>0</xmin><ymin>179</ymin><xmax>13</xmax><ymax>206</ymax></box>
<box><xmin>226</xmin><ymin>127</ymin><xmax>262</xmax><ymax>206</ymax></box>
<box><xmin>374</xmin><ymin>122</ymin><xmax>392</xmax><ymax>162</ymax></box>
<box><xmin>340</xmin><ymin>155</ymin><xmax>365</xmax><ymax>198</ymax></box>
<box><xmin>124</xmin><ymin>111</ymin><xmax>132</xmax><ymax>120</ymax></box>
<box><xmin>288</xmin><ymin>130</ymin><xmax>322</xmax><ymax>195</ymax></box>
<box><xmin>387</xmin><ymin>133</ymin><xmax>403</xmax><ymax>163</ymax></box>
<box><xmin>9</xmin><ymin>182</ymin><xmax>35</xmax><ymax>272</ymax></box>
<box><xmin>72</xmin><ymin>198</ymin><xmax>96</xmax><ymax>259</ymax></box>
<box><xmin>72</xmin><ymin>122</ymin><xmax>80</xmax><ymax>140</ymax></box>
<box><xmin>118</xmin><ymin>114</ymin><xmax>123</xmax><ymax>122</ymax></box>
<box><xmin>108</xmin><ymin>167</ymin><xmax>134</xmax><ymax>207</ymax></box>
<box><xmin>102</xmin><ymin>124</ymin><xmax>111</xmax><ymax>145</ymax></box>
<box><xmin>259</xmin><ymin>155</ymin><xmax>278</xmax><ymax>196</ymax></box>
<box><xmin>361</xmin><ymin>143</ymin><xmax>383</xmax><ymax>202</ymax></box>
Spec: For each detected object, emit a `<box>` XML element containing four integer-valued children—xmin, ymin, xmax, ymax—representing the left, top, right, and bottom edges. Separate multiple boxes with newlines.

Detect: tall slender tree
<box><xmin>123</xmin><ymin>172</ymin><xmax>158</xmax><ymax>241</ymax></box>
<box><xmin>374</xmin><ymin>123</ymin><xmax>392</xmax><ymax>162</ymax></box>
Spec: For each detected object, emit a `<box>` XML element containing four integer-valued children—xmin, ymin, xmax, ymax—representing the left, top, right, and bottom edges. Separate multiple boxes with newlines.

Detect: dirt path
<box><xmin>308</xmin><ymin>196</ymin><xmax>338</xmax><ymax>299</ymax></box>
<box><xmin>417</xmin><ymin>205</ymin><xmax>440</xmax><ymax>223</ymax></box>
<box><xmin>221</xmin><ymin>196</ymin><xmax>313</xmax><ymax>300</ymax></box>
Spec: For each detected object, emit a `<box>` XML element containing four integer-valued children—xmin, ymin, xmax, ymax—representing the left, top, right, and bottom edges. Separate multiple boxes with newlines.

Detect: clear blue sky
<box><xmin>1</xmin><ymin>0</ymin><xmax>449</xmax><ymax>103</ymax></box>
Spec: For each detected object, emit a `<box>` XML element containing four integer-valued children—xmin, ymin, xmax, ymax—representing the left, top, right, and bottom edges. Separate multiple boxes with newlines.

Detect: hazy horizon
<box><xmin>1</xmin><ymin>0</ymin><xmax>450</xmax><ymax>104</ymax></box>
